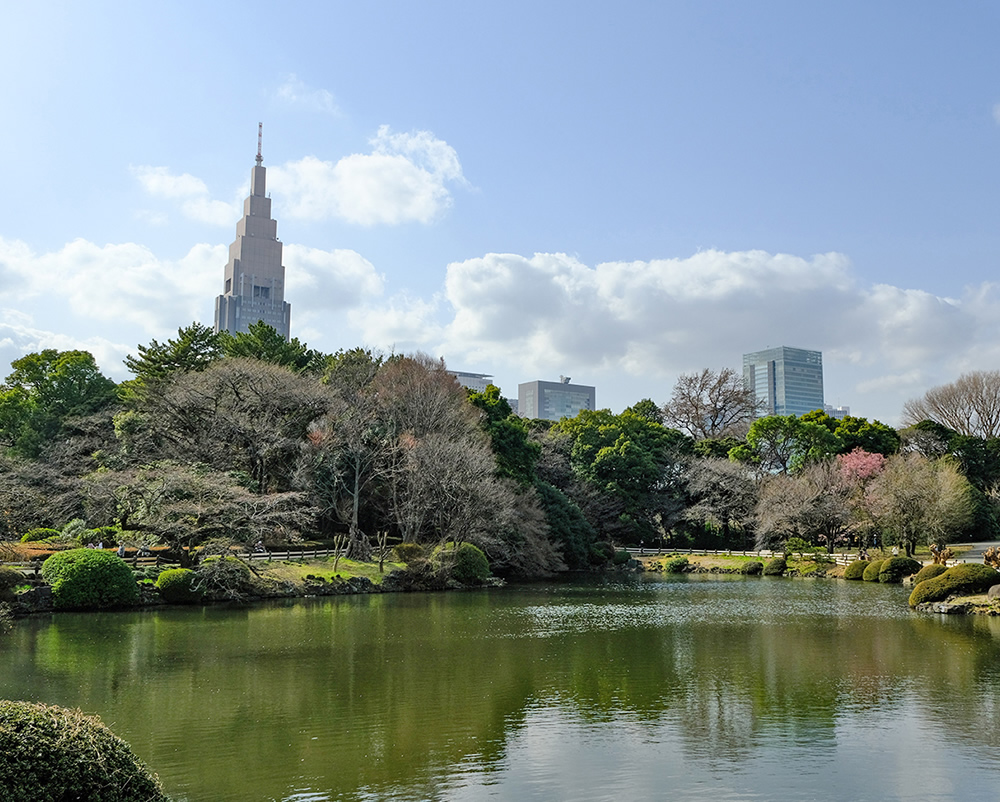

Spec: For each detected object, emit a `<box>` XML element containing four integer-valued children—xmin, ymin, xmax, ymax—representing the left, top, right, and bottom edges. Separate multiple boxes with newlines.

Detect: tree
<box><xmin>468</xmin><ymin>384</ymin><xmax>540</xmax><ymax>485</ymax></box>
<box><xmin>683</xmin><ymin>457</ymin><xmax>759</xmax><ymax>549</ymax></box>
<box><xmin>730</xmin><ymin>415</ymin><xmax>840</xmax><ymax>474</ymax></box>
<box><xmin>864</xmin><ymin>453</ymin><xmax>974</xmax><ymax>556</ymax></box>
<box><xmin>902</xmin><ymin>370</ymin><xmax>1000</xmax><ymax>439</ymax></box>
<box><xmin>754</xmin><ymin>460</ymin><xmax>852</xmax><ymax>551</ymax></box>
<box><xmin>139</xmin><ymin>358</ymin><xmax>333</xmax><ymax>493</ymax></box>
<box><xmin>219</xmin><ymin>321</ymin><xmax>325</xmax><ymax>373</ymax></box>
<box><xmin>662</xmin><ymin>368</ymin><xmax>759</xmax><ymax>439</ymax></box>
<box><xmin>0</xmin><ymin>350</ymin><xmax>117</xmax><ymax>457</ymax></box>
<box><xmin>122</xmin><ymin>322</ymin><xmax>222</xmax><ymax>397</ymax></box>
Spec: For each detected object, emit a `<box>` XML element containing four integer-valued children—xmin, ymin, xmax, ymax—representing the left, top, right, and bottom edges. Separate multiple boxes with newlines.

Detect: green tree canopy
<box><xmin>730</xmin><ymin>415</ymin><xmax>840</xmax><ymax>473</ymax></box>
<box><xmin>219</xmin><ymin>321</ymin><xmax>325</xmax><ymax>373</ymax></box>
<box><xmin>0</xmin><ymin>350</ymin><xmax>117</xmax><ymax>457</ymax></box>
<box><xmin>468</xmin><ymin>384</ymin><xmax>541</xmax><ymax>485</ymax></box>
<box><xmin>122</xmin><ymin>322</ymin><xmax>222</xmax><ymax>397</ymax></box>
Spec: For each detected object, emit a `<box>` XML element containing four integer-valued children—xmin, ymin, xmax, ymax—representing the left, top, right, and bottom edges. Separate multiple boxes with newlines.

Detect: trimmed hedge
<box><xmin>912</xmin><ymin>564</ymin><xmax>948</xmax><ymax>585</ymax></box>
<box><xmin>433</xmin><ymin>542</ymin><xmax>491</xmax><ymax>584</ymax></box>
<box><xmin>0</xmin><ymin>700</ymin><xmax>167</xmax><ymax>802</ymax></box>
<box><xmin>740</xmin><ymin>560</ymin><xmax>764</xmax><ymax>576</ymax></box>
<box><xmin>879</xmin><ymin>556</ymin><xmax>923</xmax><ymax>584</ymax></box>
<box><xmin>909</xmin><ymin>564</ymin><xmax>1000</xmax><ymax>607</ymax></box>
<box><xmin>40</xmin><ymin>549</ymin><xmax>138</xmax><ymax>610</ymax></box>
<box><xmin>20</xmin><ymin>527</ymin><xmax>61</xmax><ymax>543</ymax></box>
<box><xmin>664</xmin><ymin>556</ymin><xmax>689</xmax><ymax>574</ymax></box>
<box><xmin>844</xmin><ymin>560</ymin><xmax>869</xmax><ymax>580</ymax></box>
<box><xmin>862</xmin><ymin>559</ymin><xmax>885</xmax><ymax>582</ymax></box>
<box><xmin>763</xmin><ymin>556</ymin><xmax>787</xmax><ymax>576</ymax></box>
<box><xmin>155</xmin><ymin>567</ymin><xmax>204</xmax><ymax>604</ymax></box>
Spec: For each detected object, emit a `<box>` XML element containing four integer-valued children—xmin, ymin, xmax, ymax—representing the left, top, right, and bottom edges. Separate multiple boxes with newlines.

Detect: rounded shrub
<box><xmin>862</xmin><ymin>559</ymin><xmax>885</xmax><ymax>582</ymax></box>
<box><xmin>613</xmin><ymin>549</ymin><xmax>632</xmax><ymax>566</ymax></box>
<box><xmin>763</xmin><ymin>556</ymin><xmax>787</xmax><ymax>576</ymax></box>
<box><xmin>912</xmin><ymin>563</ymin><xmax>949</xmax><ymax>585</ymax></box>
<box><xmin>433</xmin><ymin>542</ymin><xmax>491</xmax><ymax>584</ymax></box>
<box><xmin>664</xmin><ymin>556</ymin><xmax>689</xmax><ymax>574</ymax></box>
<box><xmin>20</xmin><ymin>527</ymin><xmax>61</xmax><ymax>543</ymax></box>
<box><xmin>740</xmin><ymin>560</ymin><xmax>763</xmax><ymax>576</ymax></box>
<box><xmin>909</xmin><ymin>564</ymin><xmax>1000</xmax><ymax>607</ymax></box>
<box><xmin>879</xmin><ymin>556</ymin><xmax>923</xmax><ymax>584</ymax></box>
<box><xmin>844</xmin><ymin>560</ymin><xmax>869</xmax><ymax>580</ymax></box>
<box><xmin>40</xmin><ymin>549</ymin><xmax>138</xmax><ymax>610</ymax></box>
<box><xmin>0</xmin><ymin>567</ymin><xmax>22</xmax><ymax>602</ymax></box>
<box><xmin>155</xmin><ymin>567</ymin><xmax>204</xmax><ymax>604</ymax></box>
<box><xmin>195</xmin><ymin>556</ymin><xmax>253</xmax><ymax>601</ymax></box>
<box><xmin>0</xmin><ymin>700</ymin><xmax>168</xmax><ymax>802</ymax></box>
<box><xmin>393</xmin><ymin>542</ymin><xmax>425</xmax><ymax>563</ymax></box>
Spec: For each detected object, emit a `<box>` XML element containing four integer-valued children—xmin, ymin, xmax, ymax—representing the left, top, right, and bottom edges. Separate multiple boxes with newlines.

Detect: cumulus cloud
<box><xmin>268</xmin><ymin>126</ymin><xmax>465</xmax><ymax>225</ymax></box>
<box><xmin>0</xmin><ymin>235</ymin><xmax>222</xmax><ymax>335</ymax></box>
<box><xmin>274</xmin><ymin>74</ymin><xmax>339</xmax><ymax>114</ymax></box>
<box><xmin>0</xmin><ymin>310</ymin><xmax>131</xmax><ymax>380</ymax></box>
<box><xmin>284</xmin><ymin>244</ymin><xmax>384</xmax><ymax>317</ymax></box>
<box><xmin>348</xmin><ymin>249</ymin><xmax>1000</xmax><ymax>424</ymax></box>
<box><xmin>130</xmin><ymin>165</ymin><xmax>238</xmax><ymax>226</ymax></box>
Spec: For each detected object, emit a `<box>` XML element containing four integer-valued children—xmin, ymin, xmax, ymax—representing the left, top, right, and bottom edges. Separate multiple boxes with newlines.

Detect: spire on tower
<box><xmin>256</xmin><ymin>122</ymin><xmax>263</xmax><ymax>166</ymax></box>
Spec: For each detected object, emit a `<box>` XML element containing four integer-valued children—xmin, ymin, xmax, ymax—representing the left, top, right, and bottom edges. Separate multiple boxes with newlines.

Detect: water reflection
<box><xmin>2</xmin><ymin>576</ymin><xmax>1000</xmax><ymax>801</ymax></box>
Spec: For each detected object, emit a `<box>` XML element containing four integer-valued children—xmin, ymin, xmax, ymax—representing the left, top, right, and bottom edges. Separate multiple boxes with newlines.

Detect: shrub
<box><xmin>763</xmin><ymin>556</ymin><xmax>787</xmax><ymax>576</ymax></box>
<box><xmin>664</xmin><ymin>556</ymin><xmax>689</xmax><ymax>573</ymax></box>
<box><xmin>433</xmin><ymin>542</ymin><xmax>491</xmax><ymax>584</ymax></box>
<box><xmin>588</xmin><ymin>541</ymin><xmax>615</xmax><ymax>566</ymax></box>
<box><xmin>878</xmin><ymin>556</ymin><xmax>923</xmax><ymax>584</ymax></box>
<box><xmin>862</xmin><ymin>559</ymin><xmax>885</xmax><ymax>582</ymax></box>
<box><xmin>740</xmin><ymin>560</ymin><xmax>763</xmax><ymax>576</ymax></box>
<box><xmin>40</xmin><ymin>549</ymin><xmax>139</xmax><ymax>610</ymax></box>
<box><xmin>912</xmin><ymin>564</ymin><xmax>949</xmax><ymax>585</ymax></box>
<box><xmin>0</xmin><ymin>700</ymin><xmax>168</xmax><ymax>802</ymax></box>
<box><xmin>195</xmin><ymin>556</ymin><xmax>253</xmax><ymax>601</ymax></box>
<box><xmin>393</xmin><ymin>542</ymin><xmax>425</xmax><ymax>563</ymax></box>
<box><xmin>909</xmin><ymin>564</ymin><xmax>1000</xmax><ymax>607</ymax></box>
<box><xmin>844</xmin><ymin>560</ymin><xmax>869</xmax><ymax>580</ymax></box>
<box><xmin>612</xmin><ymin>549</ymin><xmax>632</xmax><ymax>566</ymax></box>
<box><xmin>155</xmin><ymin>568</ymin><xmax>204</xmax><ymax>604</ymax></box>
<box><xmin>785</xmin><ymin>537</ymin><xmax>810</xmax><ymax>554</ymax></box>
<box><xmin>0</xmin><ymin>568</ymin><xmax>22</xmax><ymax>602</ymax></box>
<box><xmin>19</xmin><ymin>527</ymin><xmax>61</xmax><ymax>543</ymax></box>
<box><xmin>61</xmin><ymin>519</ymin><xmax>88</xmax><ymax>540</ymax></box>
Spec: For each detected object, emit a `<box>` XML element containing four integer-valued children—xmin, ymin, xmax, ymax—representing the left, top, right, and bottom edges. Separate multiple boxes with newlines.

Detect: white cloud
<box><xmin>130</xmin><ymin>165</ymin><xmax>239</xmax><ymax>226</ymax></box>
<box><xmin>0</xmin><ymin>235</ymin><xmax>223</xmax><ymax>336</ymax></box>
<box><xmin>268</xmin><ymin>126</ymin><xmax>465</xmax><ymax>225</ymax></box>
<box><xmin>0</xmin><ymin>310</ymin><xmax>131</xmax><ymax>380</ymax></box>
<box><xmin>284</xmin><ymin>244</ymin><xmax>384</xmax><ymax>315</ymax></box>
<box><xmin>345</xmin><ymin>248</ymin><xmax>1000</xmax><ymax>425</ymax></box>
<box><xmin>274</xmin><ymin>74</ymin><xmax>339</xmax><ymax>114</ymax></box>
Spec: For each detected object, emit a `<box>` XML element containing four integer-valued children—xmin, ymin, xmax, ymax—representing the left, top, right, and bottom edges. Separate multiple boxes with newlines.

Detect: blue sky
<box><xmin>2</xmin><ymin>1</ymin><xmax>1000</xmax><ymax>424</ymax></box>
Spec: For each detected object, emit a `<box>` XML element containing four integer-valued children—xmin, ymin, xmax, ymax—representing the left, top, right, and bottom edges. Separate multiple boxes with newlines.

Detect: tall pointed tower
<box><xmin>214</xmin><ymin>124</ymin><xmax>291</xmax><ymax>340</ymax></box>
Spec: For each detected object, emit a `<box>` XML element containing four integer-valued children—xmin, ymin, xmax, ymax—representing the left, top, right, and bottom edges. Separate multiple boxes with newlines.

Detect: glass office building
<box><xmin>518</xmin><ymin>378</ymin><xmax>595</xmax><ymax>421</ymax></box>
<box><xmin>743</xmin><ymin>347</ymin><xmax>824</xmax><ymax>418</ymax></box>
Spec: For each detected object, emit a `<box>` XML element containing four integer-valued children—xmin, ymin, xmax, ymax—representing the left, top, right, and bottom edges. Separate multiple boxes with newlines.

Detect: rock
<box><xmin>987</xmin><ymin>584</ymin><xmax>1000</xmax><ymax>600</ymax></box>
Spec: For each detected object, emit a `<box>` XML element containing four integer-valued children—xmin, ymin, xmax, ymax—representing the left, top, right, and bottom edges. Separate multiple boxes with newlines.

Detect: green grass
<box><xmin>258</xmin><ymin>557</ymin><xmax>405</xmax><ymax>586</ymax></box>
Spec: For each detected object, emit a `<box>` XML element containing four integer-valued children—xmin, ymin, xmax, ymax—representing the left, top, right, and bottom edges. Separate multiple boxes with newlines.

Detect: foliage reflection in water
<box><xmin>2</xmin><ymin>575</ymin><xmax>1000</xmax><ymax>801</ymax></box>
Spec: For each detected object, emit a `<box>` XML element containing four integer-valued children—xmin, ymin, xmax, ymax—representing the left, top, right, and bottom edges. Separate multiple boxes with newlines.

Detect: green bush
<box><xmin>912</xmin><ymin>564</ymin><xmax>949</xmax><ymax>585</ymax></box>
<box><xmin>613</xmin><ymin>549</ymin><xmax>632</xmax><ymax>566</ymax></box>
<box><xmin>155</xmin><ymin>568</ymin><xmax>204</xmax><ymax>604</ymax></box>
<box><xmin>19</xmin><ymin>527</ymin><xmax>61</xmax><ymax>543</ymax></box>
<box><xmin>0</xmin><ymin>568</ymin><xmax>22</xmax><ymax>603</ymax></box>
<box><xmin>862</xmin><ymin>559</ymin><xmax>885</xmax><ymax>582</ymax></box>
<box><xmin>393</xmin><ymin>542</ymin><xmax>425</xmax><ymax>563</ymax></box>
<box><xmin>588</xmin><ymin>541</ymin><xmax>615</xmax><ymax>566</ymax></box>
<box><xmin>664</xmin><ymin>556</ymin><xmax>689</xmax><ymax>573</ymax></box>
<box><xmin>40</xmin><ymin>549</ymin><xmax>138</xmax><ymax>610</ymax></box>
<box><xmin>878</xmin><ymin>556</ymin><xmax>923</xmax><ymax>584</ymax></box>
<box><xmin>195</xmin><ymin>556</ymin><xmax>253</xmax><ymax>601</ymax></box>
<box><xmin>909</xmin><ymin>564</ymin><xmax>1000</xmax><ymax>607</ymax></box>
<box><xmin>844</xmin><ymin>560</ymin><xmax>869</xmax><ymax>580</ymax></box>
<box><xmin>763</xmin><ymin>556</ymin><xmax>787</xmax><ymax>576</ymax></box>
<box><xmin>0</xmin><ymin>700</ymin><xmax>168</xmax><ymax>802</ymax></box>
<box><xmin>740</xmin><ymin>560</ymin><xmax>763</xmax><ymax>576</ymax></box>
<box><xmin>785</xmin><ymin>537</ymin><xmax>810</xmax><ymax>554</ymax></box>
<box><xmin>433</xmin><ymin>542</ymin><xmax>491</xmax><ymax>584</ymax></box>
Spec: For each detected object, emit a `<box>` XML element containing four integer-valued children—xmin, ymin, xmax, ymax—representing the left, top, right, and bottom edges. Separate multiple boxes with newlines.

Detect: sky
<box><xmin>2</xmin><ymin>1</ymin><xmax>1000</xmax><ymax>425</ymax></box>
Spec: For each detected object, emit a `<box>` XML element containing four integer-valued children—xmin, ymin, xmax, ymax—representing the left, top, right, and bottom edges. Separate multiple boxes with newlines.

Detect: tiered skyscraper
<box><xmin>214</xmin><ymin>125</ymin><xmax>291</xmax><ymax>340</ymax></box>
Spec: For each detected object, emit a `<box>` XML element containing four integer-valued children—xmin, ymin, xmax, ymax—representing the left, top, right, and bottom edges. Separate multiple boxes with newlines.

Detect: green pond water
<box><xmin>3</xmin><ymin>574</ymin><xmax>1000</xmax><ymax>801</ymax></box>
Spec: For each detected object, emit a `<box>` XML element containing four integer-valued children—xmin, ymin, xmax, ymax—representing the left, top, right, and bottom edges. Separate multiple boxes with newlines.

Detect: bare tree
<box><xmin>754</xmin><ymin>461</ymin><xmax>851</xmax><ymax>551</ymax></box>
<box><xmin>902</xmin><ymin>370</ymin><xmax>1000</xmax><ymax>439</ymax></box>
<box><xmin>684</xmin><ymin>457</ymin><xmax>760</xmax><ymax>548</ymax></box>
<box><xmin>864</xmin><ymin>452</ymin><xmax>974</xmax><ymax>556</ymax></box>
<box><xmin>663</xmin><ymin>368</ymin><xmax>760</xmax><ymax>439</ymax></box>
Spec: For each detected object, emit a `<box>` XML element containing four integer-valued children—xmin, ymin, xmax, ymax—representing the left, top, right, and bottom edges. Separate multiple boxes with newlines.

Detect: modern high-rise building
<box><xmin>518</xmin><ymin>377</ymin><xmax>596</xmax><ymax>421</ymax></box>
<box><xmin>447</xmin><ymin>370</ymin><xmax>494</xmax><ymax>393</ymax></box>
<box><xmin>743</xmin><ymin>346</ymin><xmax>824</xmax><ymax>418</ymax></box>
<box><xmin>214</xmin><ymin>125</ymin><xmax>291</xmax><ymax>340</ymax></box>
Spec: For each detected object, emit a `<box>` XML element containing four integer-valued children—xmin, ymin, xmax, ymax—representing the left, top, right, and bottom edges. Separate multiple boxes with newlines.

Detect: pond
<box><xmin>2</xmin><ymin>574</ymin><xmax>1000</xmax><ymax>801</ymax></box>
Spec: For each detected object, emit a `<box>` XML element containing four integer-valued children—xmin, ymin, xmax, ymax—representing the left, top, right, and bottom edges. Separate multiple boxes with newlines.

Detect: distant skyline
<box><xmin>3</xmin><ymin>2</ymin><xmax>1000</xmax><ymax>425</ymax></box>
